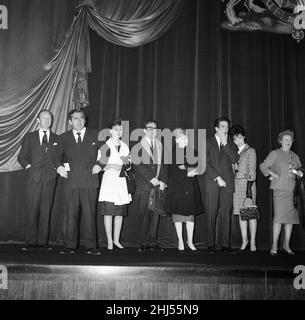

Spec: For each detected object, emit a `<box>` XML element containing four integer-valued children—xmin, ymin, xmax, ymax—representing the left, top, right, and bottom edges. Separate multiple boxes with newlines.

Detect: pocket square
<box><xmin>92</xmin><ymin>142</ymin><xmax>96</xmax><ymax>146</ymax></box>
<box><xmin>53</xmin><ymin>142</ymin><xmax>58</xmax><ymax>146</ymax></box>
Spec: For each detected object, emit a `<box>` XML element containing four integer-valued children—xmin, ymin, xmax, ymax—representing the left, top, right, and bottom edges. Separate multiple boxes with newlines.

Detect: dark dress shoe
<box><xmin>59</xmin><ymin>248</ymin><xmax>76</xmax><ymax>255</ymax></box>
<box><xmin>207</xmin><ymin>247</ymin><xmax>215</xmax><ymax>254</ymax></box>
<box><xmin>137</xmin><ymin>245</ymin><xmax>147</xmax><ymax>252</ymax></box>
<box><xmin>150</xmin><ymin>245</ymin><xmax>164</xmax><ymax>252</ymax></box>
<box><xmin>221</xmin><ymin>247</ymin><xmax>235</xmax><ymax>253</ymax></box>
<box><xmin>188</xmin><ymin>249</ymin><xmax>200</xmax><ymax>254</ymax></box>
<box><xmin>39</xmin><ymin>245</ymin><xmax>53</xmax><ymax>251</ymax></box>
<box><xmin>178</xmin><ymin>249</ymin><xmax>185</xmax><ymax>254</ymax></box>
<box><xmin>86</xmin><ymin>248</ymin><xmax>101</xmax><ymax>256</ymax></box>
<box><xmin>21</xmin><ymin>245</ymin><xmax>36</xmax><ymax>252</ymax></box>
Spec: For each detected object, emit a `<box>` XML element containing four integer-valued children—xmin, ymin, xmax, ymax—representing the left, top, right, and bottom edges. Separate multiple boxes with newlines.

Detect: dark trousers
<box><xmin>64</xmin><ymin>187</ymin><xmax>98</xmax><ymax>250</ymax></box>
<box><xmin>205</xmin><ymin>189</ymin><xmax>233</xmax><ymax>248</ymax></box>
<box><xmin>26</xmin><ymin>178</ymin><xmax>56</xmax><ymax>246</ymax></box>
<box><xmin>137</xmin><ymin>191</ymin><xmax>160</xmax><ymax>247</ymax></box>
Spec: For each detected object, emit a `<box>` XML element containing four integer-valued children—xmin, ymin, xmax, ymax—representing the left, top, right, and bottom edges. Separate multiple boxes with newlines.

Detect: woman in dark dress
<box><xmin>166</xmin><ymin>128</ymin><xmax>204</xmax><ymax>252</ymax></box>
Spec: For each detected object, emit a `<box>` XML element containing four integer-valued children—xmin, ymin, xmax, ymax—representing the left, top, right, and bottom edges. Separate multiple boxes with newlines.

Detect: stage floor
<box><xmin>0</xmin><ymin>245</ymin><xmax>304</xmax><ymax>300</ymax></box>
<box><xmin>0</xmin><ymin>244</ymin><xmax>304</xmax><ymax>270</ymax></box>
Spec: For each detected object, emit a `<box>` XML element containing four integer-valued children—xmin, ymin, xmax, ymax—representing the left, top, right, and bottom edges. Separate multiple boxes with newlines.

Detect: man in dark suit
<box><xmin>18</xmin><ymin>110</ymin><xmax>61</xmax><ymax>251</ymax></box>
<box><xmin>57</xmin><ymin>109</ymin><xmax>102</xmax><ymax>255</ymax></box>
<box><xmin>203</xmin><ymin>117</ymin><xmax>239</xmax><ymax>253</ymax></box>
<box><xmin>133</xmin><ymin>120</ymin><xmax>167</xmax><ymax>252</ymax></box>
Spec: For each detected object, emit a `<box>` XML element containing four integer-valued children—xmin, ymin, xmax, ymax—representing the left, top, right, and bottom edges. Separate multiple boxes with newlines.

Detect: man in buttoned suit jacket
<box><xmin>203</xmin><ymin>117</ymin><xmax>239</xmax><ymax>252</ymax></box>
<box><xmin>133</xmin><ymin>120</ymin><xmax>168</xmax><ymax>251</ymax></box>
<box><xmin>57</xmin><ymin>109</ymin><xmax>102</xmax><ymax>255</ymax></box>
<box><xmin>18</xmin><ymin>110</ymin><xmax>61</xmax><ymax>250</ymax></box>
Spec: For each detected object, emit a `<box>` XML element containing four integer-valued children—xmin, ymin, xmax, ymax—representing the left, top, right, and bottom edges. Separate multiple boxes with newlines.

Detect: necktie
<box><xmin>150</xmin><ymin>141</ymin><xmax>154</xmax><ymax>154</ymax></box>
<box><xmin>42</xmin><ymin>131</ymin><xmax>48</xmax><ymax>152</ymax></box>
<box><xmin>77</xmin><ymin>132</ymin><xmax>82</xmax><ymax>144</ymax></box>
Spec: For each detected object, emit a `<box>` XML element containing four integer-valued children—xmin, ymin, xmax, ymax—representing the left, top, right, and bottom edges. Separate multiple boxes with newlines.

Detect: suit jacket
<box><xmin>203</xmin><ymin>136</ymin><xmax>239</xmax><ymax>193</ymax></box>
<box><xmin>134</xmin><ymin>138</ymin><xmax>168</xmax><ymax>195</ymax></box>
<box><xmin>59</xmin><ymin>128</ymin><xmax>101</xmax><ymax>189</ymax></box>
<box><xmin>18</xmin><ymin>131</ymin><xmax>61</xmax><ymax>184</ymax></box>
<box><xmin>260</xmin><ymin>148</ymin><xmax>302</xmax><ymax>192</ymax></box>
<box><xmin>235</xmin><ymin>144</ymin><xmax>257</xmax><ymax>181</ymax></box>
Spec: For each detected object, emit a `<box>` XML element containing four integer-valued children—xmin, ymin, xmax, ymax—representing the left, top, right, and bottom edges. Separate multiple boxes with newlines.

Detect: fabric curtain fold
<box><xmin>0</xmin><ymin>0</ymin><xmax>185</xmax><ymax>172</ymax></box>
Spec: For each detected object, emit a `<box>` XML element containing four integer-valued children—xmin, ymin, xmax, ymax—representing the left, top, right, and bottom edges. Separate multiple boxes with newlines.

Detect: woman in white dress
<box><xmin>98</xmin><ymin>119</ymin><xmax>132</xmax><ymax>251</ymax></box>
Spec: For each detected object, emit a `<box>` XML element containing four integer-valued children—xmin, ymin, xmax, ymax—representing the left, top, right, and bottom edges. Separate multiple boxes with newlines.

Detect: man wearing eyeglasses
<box><xmin>134</xmin><ymin>120</ymin><xmax>167</xmax><ymax>252</ymax></box>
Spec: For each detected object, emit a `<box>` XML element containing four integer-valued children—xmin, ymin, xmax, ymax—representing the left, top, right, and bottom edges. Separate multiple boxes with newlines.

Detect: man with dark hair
<box><xmin>57</xmin><ymin>109</ymin><xmax>102</xmax><ymax>255</ymax></box>
<box><xmin>18</xmin><ymin>110</ymin><xmax>61</xmax><ymax>251</ymax></box>
<box><xmin>134</xmin><ymin>120</ymin><xmax>167</xmax><ymax>252</ymax></box>
<box><xmin>203</xmin><ymin>117</ymin><xmax>239</xmax><ymax>253</ymax></box>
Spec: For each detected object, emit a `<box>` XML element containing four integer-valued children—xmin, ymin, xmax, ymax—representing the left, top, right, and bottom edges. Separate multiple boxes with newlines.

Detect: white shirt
<box><xmin>145</xmin><ymin>137</ymin><xmax>155</xmax><ymax>149</ymax></box>
<box><xmin>238</xmin><ymin>144</ymin><xmax>246</xmax><ymax>154</ymax></box>
<box><xmin>39</xmin><ymin>129</ymin><xmax>50</xmax><ymax>145</ymax></box>
<box><xmin>215</xmin><ymin>134</ymin><xmax>221</xmax><ymax>150</ymax></box>
<box><xmin>73</xmin><ymin>128</ymin><xmax>86</xmax><ymax>143</ymax></box>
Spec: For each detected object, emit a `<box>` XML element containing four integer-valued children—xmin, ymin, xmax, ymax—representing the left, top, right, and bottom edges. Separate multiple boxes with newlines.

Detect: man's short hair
<box><xmin>37</xmin><ymin>109</ymin><xmax>53</xmax><ymax>120</ymax></box>
<box><xmin>144</xmin><ymin>120</ymin><xmax>158</xmax><ymax>129</ymax></box>
<box><xmin>68</xmin><ymin>108</ymin><xmax>86</xmax><ymax>121</ymax></box>
<box><xmin>214</xmin><ymin>117</ymin><xmax>230</xmax><ymax>129</ymax></box>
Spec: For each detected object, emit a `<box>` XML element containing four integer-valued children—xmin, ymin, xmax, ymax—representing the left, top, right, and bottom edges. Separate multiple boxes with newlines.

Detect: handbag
<box><xmin>240</xmin><ymin>198</ymin><xmax>260</xmax><ymax>221</ymax></box>
<box><xmin>148</xmin><ymin>187</ymin><xmax>168</xmax><ymax>217</ymax></box>
<box><xmin>119</xmin><ymin>165</ymin><xmax>136</xmax><ymax>194</ymax></box>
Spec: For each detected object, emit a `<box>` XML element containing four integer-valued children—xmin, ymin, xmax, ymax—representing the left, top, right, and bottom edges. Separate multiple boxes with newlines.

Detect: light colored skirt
<box><xmin>273</xmin><ymin>190</ymin><xmax>299</xmax><ymax>224</ymax></box>
<box><xmin>233</xmin><ymin>179</ymin><xmax>257</xmax><ymax>215</ymax></box>
<box><xmin>172</xmin><ymin>214</ymin><xmax>195</xmax><ymax>223</ymax></box>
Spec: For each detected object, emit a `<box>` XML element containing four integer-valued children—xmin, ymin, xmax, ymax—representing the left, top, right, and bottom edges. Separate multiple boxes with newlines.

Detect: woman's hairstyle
<box><xmin>277</xmin><ymin>130</ymin><xmax>294</xmax><ymax>144</ymax></box>
<box><xmin>109</xmin><ymin>118</ymin><xmax>122</xmax><ymax>129</ymax></box>
<box><xmin>174</xmin><ymin>128</ymin><xmax>187</xmax><ymax>139</ymax></box>
<box><xmin>229</xmin><ymin>125</ymin><xmax>246</xmax><ymax>139</ymax></box>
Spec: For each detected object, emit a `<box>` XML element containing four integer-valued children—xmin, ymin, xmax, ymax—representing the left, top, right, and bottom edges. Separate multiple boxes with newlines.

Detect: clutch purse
<box><xmin>119</xmin><ymin>165</ymin><xmax>136</xmax><ymax>194</ymax></box>
<box><xmin>148</xmin><ymin>187</ymin><xmax>168</xmax><ymax>217</ymax></box>
<box><xmin>240</xmin><ymin>198</ymin><xmax>260</xmax><ymax>221</ymax></box>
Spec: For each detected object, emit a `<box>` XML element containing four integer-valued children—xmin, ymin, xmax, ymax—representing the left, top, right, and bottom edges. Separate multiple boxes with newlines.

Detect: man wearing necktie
<box><xmin>57</xmin><ymin>109</ymin><xmax>102</xmax><ymax>255</ymax></box>
<box><xmin>203</xmin><ymin>117</ymin><xmax>239</xmax><ymax>253</ymax></box>
<box><xmin>133</xmin><ymin>120</ymin><xmax>168</xmax><ymax>252</ymax></box>
<box><xmin>18</xmin><ymin>110</ymin><xmax>61</xmax><ymax>251</ymax></box>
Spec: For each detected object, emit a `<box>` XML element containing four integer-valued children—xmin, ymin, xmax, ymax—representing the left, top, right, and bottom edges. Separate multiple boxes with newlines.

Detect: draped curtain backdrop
<box><xmin>0</xmin><ymin>0</ymin><xmax>305</xmax><ymax>249</ymax></box>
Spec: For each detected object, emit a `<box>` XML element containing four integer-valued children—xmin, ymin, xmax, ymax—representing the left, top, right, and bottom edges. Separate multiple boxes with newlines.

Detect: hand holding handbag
<box><xmin>119</xmin><ymin>165</ymin><xmax>136</xmax><ymax>194</ymax></box>
<box><xmin>240</xmin><ymin>198</ymin><xmax>260</xmax><ymax>221</ymax></box>
<box><xmin>148</xmin><ymin>187</ymin><xmax>168</xmax><ymax>217</ymax></box>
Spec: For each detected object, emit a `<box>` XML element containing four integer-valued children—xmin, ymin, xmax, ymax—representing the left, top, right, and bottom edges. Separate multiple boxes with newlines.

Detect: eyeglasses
<box><xmin>146</xmin><ymin>127</ymin><xmax>157</xmax><ymax>130</ymax></box>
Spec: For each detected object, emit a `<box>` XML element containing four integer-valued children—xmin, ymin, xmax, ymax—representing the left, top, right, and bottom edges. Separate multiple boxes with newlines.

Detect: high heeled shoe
<box><xmin>250</xmin><ymin>243</ymin><xmax>257</xmax><ymax>252</ymax></box>
<box><xmin>186</xmin><ymin>242</ymin><xmax>200</xmax><ymax>254</ymax></box>
<box><xmin>282</xmin><ymin>245</ymin><xmax>295</xmax><ymax>255</ymax></box>
<box><xmin>236</xmin><ymin>242</ymin><xmax>249</xmax><ymax>253</ymax></box>
<box><xmin>113</xmin><ymin>243</ymin><xmax>127</xmax><ymax>252</ymax></box>
<box><xmin>270</xmin><ymin>249</ymin><xmax>278</xmax><ymax>256</ymax></box>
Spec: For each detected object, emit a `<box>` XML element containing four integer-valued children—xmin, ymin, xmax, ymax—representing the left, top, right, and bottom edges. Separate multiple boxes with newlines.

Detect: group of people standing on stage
<box><xmin>17</xmin><ymin>110</ymin><xmax>304</xmax><ymax>256</ymax></box>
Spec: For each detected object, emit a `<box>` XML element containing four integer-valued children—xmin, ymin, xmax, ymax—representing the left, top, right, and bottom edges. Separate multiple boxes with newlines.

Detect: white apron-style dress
<box><xmin>99</xmin><ymin>139</ymin><xmax>132</xmax><ymax>209</ymax></box>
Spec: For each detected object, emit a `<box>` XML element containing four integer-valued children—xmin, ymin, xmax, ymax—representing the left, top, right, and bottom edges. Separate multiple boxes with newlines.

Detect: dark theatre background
<box><xmin>1</xmin><ymin>0</ymin><xmax>305</xmax><ymax>250</ymax></box>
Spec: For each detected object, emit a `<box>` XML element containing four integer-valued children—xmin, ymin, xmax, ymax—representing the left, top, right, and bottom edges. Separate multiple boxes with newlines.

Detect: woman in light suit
<box><xmin>260</xmin><ymin>130</ymin><xmax>303</xmax><ymax>256</ymax></box>
<box><xmin>98</xmin><ymin>119</ymin><xmax>132</xmax><ymax>251</ymax></box>
<box><xmin>230</xmin><ymin>125</ymin><xmax>257</xmax><ymax>252</ymax></box>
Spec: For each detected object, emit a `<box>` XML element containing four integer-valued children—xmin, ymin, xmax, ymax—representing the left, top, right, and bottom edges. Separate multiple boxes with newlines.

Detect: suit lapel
<box><xmin>34</xmin><ymin>131</ymin><xmax>43</xmax><ymax>156</ymax></box>
<box><xmin>211</xmin><ymin>136</ymin><xmax>220</xmax><ymax>153</ymax></box>
<box><xmin>141</xmin><ymin>138</ymin><xmax>153</xmax><ymax>160</ymax></box>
